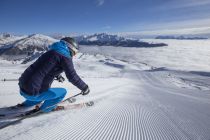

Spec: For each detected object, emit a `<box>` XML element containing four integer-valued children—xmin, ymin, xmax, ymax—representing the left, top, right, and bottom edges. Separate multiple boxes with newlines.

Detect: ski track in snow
<box><xmin>0</xmin><ymin>52</ymin><xmax>210</xmax><ymax>139</ymax></box>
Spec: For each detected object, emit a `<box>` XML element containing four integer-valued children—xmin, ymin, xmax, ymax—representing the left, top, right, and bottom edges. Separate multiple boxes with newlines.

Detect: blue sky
<box><xmin>0</xmin><ymin>0</ymin><xmax>210</xmax><ymax>35</ymax></box>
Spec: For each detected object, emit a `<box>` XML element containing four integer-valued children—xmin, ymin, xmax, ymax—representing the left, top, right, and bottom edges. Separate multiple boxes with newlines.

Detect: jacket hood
<box><xmin>49</xmin><ymin>40</ymin><xmax>72</xmax><ymax>58</ymax></box>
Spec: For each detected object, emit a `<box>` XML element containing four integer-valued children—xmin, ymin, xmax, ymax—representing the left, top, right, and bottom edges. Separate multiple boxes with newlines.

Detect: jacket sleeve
<box><xmin>61</xmin><ymin>57</ymin><xmax>88</xmax><ymax>91</ymax></box>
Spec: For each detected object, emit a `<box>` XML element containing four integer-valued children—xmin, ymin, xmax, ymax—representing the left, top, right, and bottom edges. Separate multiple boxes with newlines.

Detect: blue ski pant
<box><xmin>20</xmin><ymin>88</ymin><xmax>67</xmax><ymax>112</ymax></box>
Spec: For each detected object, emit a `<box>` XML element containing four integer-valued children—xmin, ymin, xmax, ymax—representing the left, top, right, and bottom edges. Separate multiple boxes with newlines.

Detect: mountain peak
<box><xmin>0</xmin><ymin>34</ymin><xmax>57</xmax><ymax>57</ymax></box>
<box><xmin>76</xmin><ymin>33</ymin><xmax>167</xmax><ymax>47</ymax></box>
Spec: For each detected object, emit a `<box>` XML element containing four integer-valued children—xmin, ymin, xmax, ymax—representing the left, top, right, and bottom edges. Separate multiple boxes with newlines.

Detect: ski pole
<box><xmin>62</xmin><ymin>92</ymin><xmax>82</xmax><ymax>103</ymax></box>
<box><xmin>1</xmin><ymin>78</ymin><xmax>65</xmax><ymax>82</ymax></box>
<box><xmin>1</xmin><ymin>78</ymin><xmax>18</xmax><ymax>82</ymax></box>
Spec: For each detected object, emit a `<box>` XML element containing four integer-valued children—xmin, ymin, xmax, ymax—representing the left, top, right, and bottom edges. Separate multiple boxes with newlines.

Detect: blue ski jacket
<box><xmin>19</xmin><ymin>40</ymin><xmax>88</xmax><ymax>96</ymax></box>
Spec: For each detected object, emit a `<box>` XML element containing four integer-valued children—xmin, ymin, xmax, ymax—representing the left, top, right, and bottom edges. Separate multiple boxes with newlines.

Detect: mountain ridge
<box><xmin>0</xmin><ymin>33</ymin><xmax>167</xmax><ymax>63</ymax></box>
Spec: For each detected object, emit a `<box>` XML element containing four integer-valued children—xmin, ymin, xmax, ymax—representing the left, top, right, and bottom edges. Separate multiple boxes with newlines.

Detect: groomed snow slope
<box><xmin>0</xmin><ymin>40</ymin><xmax>210</xmax><ymax>140</ymax></box>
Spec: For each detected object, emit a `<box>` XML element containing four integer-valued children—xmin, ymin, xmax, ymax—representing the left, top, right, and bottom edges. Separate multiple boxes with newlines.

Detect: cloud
<box><xmin>178</xmin><ymin>0</ymin><xmax>210</xmax><ymax>8</ymax></box>
<box><xmin>138</xmin><ymin>26</ymin><xmax>210</xmax><ymax>35</ymax></box>
<box><xmin>121</xmin><ymin>26</ymin><xmax>210</xmax><ymax>37</ymax></box>
<box><xmin>96</xmin><ymin>0</ymin><xmax>105</xmax><ymax>6</ymax></box>
<box><xmin>157</xmin><ymin>0</ymin><xmax>210</xmax><ymax>10</ymax></box>
<box><xmin>121</xmin><ymin>18</ymin><xmax>210</xmax><ymax>36</ymax></box>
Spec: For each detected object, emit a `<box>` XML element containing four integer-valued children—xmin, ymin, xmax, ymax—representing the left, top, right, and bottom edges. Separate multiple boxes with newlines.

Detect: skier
<box><xmin>18</xmin><ymin>37</ymin><xmax>90</xmax><ymax>112</ymax></box>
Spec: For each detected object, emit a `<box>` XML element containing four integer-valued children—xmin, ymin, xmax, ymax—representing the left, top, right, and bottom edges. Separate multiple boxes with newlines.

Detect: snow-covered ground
<box><xmin>0</xmin><ymin>39</ymin><xmax>210</xmax><ymax>140</ymax></box>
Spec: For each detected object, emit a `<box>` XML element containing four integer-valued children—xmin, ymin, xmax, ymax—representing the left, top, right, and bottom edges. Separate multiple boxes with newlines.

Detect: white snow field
<box><xmin>0</xmin><ymin>39</ymin><xmax>210</xmax><ymax>140</ymax></box>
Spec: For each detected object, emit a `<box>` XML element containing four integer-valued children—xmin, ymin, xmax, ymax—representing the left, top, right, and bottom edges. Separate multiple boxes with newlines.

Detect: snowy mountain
<box><xmin>0</xmin><ymin>34</ymin><xmax>57</xmax><ymax>63</ymax></box>
<box><xmin>76</xmin><ymin>33</ymin><xmax>124</xmax><ymax>42</ymax></box>
<box><xmin>76</xmin><ymin>33</ymin><xmax>167</xmax><ymax>47</ymax></box>
<box><xmin>0</xmin><ymin>33</ymin><xmax>27</xmax><ymax>47</ymax></box>
<box><xmin>0</xmin><ymin>33</ymin><xmax>168</xmax><ymax>63</ymax></box>
<box><xmin>0</xmin><ymin>34</ymin><xmax>56</xmax><ymax>55</ymax></box>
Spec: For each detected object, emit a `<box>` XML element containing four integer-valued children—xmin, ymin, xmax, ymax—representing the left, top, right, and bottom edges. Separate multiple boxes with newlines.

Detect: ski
<box><xmin>0</xmin><ymin>100</ymin><xmax>94</xmax><ymax>129</ymax></box>
<box><xmin>0</xmin><ymin>97</ymin><xmax>77</xmax><ymax>118</ymax></box>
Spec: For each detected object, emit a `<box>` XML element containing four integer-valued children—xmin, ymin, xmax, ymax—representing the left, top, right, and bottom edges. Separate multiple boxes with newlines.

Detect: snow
<box><xmin>0</xmin><ymin>39</ymin><xmax>210</xmax><ymax>140</ymax></box>
<box><xmin>0</xmin><ymin>35</ymin><xmax>27</xmax><ymax>48</ymax></box>
<box><xmin>88</xmin><ymin>36</ymin><xmax>98</xmax><ymax>41</ymax></box>
<box><xmin>0</xmin><ymin>34</ymin><xmax>57</xmax><ymax>52</ymax></box>
<box><xmin>14</xmin><ymin>34</ymin><xmax>57</xmax><ymax>49</ymax></box>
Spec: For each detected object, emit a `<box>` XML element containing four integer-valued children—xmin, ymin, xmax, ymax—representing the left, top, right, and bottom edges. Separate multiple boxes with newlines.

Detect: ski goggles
<box><xmin>66</xmin><ymin>42</ymin><xmax>79</xmax><ymax>55</ymax></box>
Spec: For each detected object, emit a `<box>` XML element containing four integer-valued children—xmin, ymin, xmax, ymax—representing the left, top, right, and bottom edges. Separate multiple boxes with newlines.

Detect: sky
<box><xmin>0</xmin><ymin>0</ymin><xmax>210</xmax><ymax>36</ymax></box>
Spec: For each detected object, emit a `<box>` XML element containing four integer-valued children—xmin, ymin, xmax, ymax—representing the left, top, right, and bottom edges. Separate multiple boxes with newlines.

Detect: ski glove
<box><xmin>55</xmin><ymin>75</ymin><xmax>65</xmax><ymax>83</ymax></box>
<box><xmin>81</xmin><ymin>86</ymin><xmax>90</xmax><ymax>95</ymax></box>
